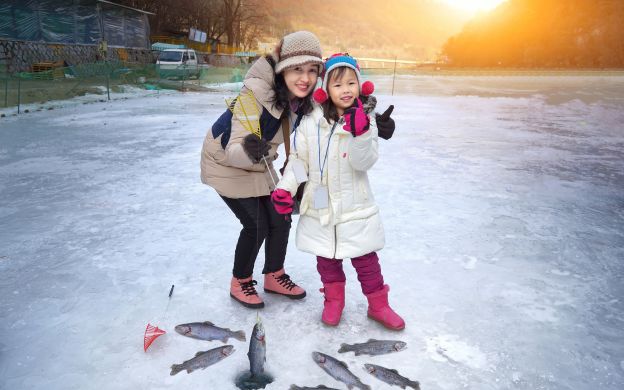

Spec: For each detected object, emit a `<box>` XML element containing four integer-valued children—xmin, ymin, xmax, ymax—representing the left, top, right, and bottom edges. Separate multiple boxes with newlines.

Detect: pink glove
<box><xmin>343</xmin><ymin>98</ymin><xmax>370</xmax><ymax>137</ymax></box>
<box><xmin>271</xmin><ymin>189</ymin><xmax>294</xmax><ymax>214</ymax></box>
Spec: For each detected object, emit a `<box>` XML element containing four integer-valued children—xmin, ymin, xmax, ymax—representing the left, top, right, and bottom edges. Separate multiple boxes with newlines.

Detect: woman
<box><xmin>200</xmin><ymin>31</ymin><xmax>324</xmax><ymax>308</ymax></box>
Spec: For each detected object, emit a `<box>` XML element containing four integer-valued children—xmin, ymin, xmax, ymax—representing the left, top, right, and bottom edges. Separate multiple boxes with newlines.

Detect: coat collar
<box><xmin>310</xmin><ymin>105</ymin><xmax>348</xmax><ymax>136</ymax></box>
<box><xmin>311</xmin><ymin>95</ymin><xmax>377</xmax><ymax>130</ymax></box>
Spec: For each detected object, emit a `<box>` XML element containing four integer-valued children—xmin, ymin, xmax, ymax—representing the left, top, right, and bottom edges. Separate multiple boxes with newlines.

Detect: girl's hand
<box><xmin>376</xmin><ymin>105</ymin><xmax>395</xmax><ymax>140</ymax></box>
<box><xmin>343</xmin><ymin>98</ymin><xmax>370</xmax><ymax>137</ymax></box>
<box><xmin>271</xmin><ymin>189</ymin><xmax>294</xmax><ymax>214</ymax></box>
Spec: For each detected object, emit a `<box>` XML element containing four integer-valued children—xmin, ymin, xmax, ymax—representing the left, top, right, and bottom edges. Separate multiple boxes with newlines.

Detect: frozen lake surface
<box><xmin>1</xmin><ymin>75</ymin><xmax>623</xmax><ymax>389</ymax></box>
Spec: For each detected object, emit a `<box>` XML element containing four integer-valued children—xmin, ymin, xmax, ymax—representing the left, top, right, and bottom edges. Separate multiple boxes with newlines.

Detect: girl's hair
<box><xmin>266</xmin><ymin>55</ymin><xmax>315</xmax><ymax>117</ymax></box>
<box><xmin>322</xmin><ymin>66</ymin><xmax>362</xmax><ymax>123</ymax></box>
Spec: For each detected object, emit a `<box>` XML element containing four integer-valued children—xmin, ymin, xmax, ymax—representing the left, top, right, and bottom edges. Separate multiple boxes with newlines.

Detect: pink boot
<box><xmin>230</xmin><ymin>276</ymin><xmax>264</xmax><ymax>309</ymax></box>
<box><xmin>365</xmin><ymin>284</ymin><xmax>405</xmax><ymax>330</ymax></box>
<box><xmin>264</xmin><ymin>268</ymin><xmax>306</xmax><ymax>299</ymax></box>
<box><xmin>320</xmin><ymin>282</ymin><xmax>346</xmax><ymax>326</ymax></box>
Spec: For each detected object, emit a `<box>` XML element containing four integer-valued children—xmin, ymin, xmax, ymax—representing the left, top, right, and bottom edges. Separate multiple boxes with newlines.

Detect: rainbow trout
<box><xmin>312</xmin><ymin>351</ymin><xmax>371</xmax><ymax>390</ymax></box>
<box><xmin>364</xmin><ymin>363</ymin><xmax>420</xmax><ymax>389</ymax></box>
<box><xmin>170</xmin><ymin>345</ymin><xmax>234</xmax><ymax>375</ymax></box>
<box><xmin>175</xmin><ymin>321</ymin><xmax>245</xmax><ymax>343</ymax></box>
<box><xmin>248</xmin><ymin>317</ymin><xmax>266</xmax><ymax>375</ymax></box>
<box><xmin>338</xmin><ymin>339</ymin><xmax>407</xmax><ymax>356</ymax></box>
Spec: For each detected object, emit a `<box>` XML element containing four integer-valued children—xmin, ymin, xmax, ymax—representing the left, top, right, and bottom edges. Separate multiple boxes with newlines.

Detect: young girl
<box><xmin>271</xmin><ymin>54</ymin><xmax>405</xmax><ymax>330</ymax></box>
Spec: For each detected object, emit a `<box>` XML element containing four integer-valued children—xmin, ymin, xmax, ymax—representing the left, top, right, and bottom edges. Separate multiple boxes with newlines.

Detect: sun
<box><xmin>443</xmin><ymin>0</ymin><xmax>507</xmax><ymax>13</ymax></box>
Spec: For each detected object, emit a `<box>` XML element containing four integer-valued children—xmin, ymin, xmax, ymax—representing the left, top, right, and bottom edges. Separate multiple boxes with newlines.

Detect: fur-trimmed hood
<box><xmin>361</xmin><ymin>94</ymin><xmax>377</xmax><ymax>115</ymax></box>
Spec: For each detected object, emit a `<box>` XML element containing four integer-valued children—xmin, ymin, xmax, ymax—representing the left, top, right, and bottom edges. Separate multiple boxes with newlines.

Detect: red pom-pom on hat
<box><xmin>361</xmin><ymin>80</ymin><xmax>374</xmax><ymax>96</ymax></box>
<box><xmin>313</xmin><ymin>88</ymin><xmax>328</xmax><ymax>104</ymax></box>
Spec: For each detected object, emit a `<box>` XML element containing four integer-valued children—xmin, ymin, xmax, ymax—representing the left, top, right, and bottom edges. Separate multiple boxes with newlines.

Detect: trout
<box><xmin>174</xmin><ymin>321</ymin><xmax>245</xmax><ymax>343</ymax></box>
<box><xmin>248</xmin><ymin>317</ymin><xmax>266</xmax><ymax>375</ymax></box>
<box><xmin>338</xmin><ymin>339</ymin><xmax>407</xmax><ymax>356</ymax></box>
<box><xmin>312</xmin><ymin>351</ymin><xmax>370</xmax><ymax>390</ymax></box>
<box><xmin>364</xmin><ymin>363</ymin><xmax>420</xmax><ymax>389</ymax></box>
<box><xmin>170</xmin><ymin>345</ymin><xmax>234</xmax><ymax>375</ymax></box>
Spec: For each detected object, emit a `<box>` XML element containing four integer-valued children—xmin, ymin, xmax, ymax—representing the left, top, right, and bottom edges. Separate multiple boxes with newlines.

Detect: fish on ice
<box><xmin>174</xmin><ymin>321</ymin><xmax>246</xmax><ymax>343</ymax></box>
<box><xmin>338</xmin><ymin>339</ymin><xmax>407</xmax><ymax>356</ymax></box>
<box><xmin>170</xmin><ymin>345</ymin><xmax>235</xmax><ymax>375</ymax></box>
<box><xmin>364</xmin><ymin>363</ymin><xmax>420</xmax><ymax>389</ymax></box>
<box><xmin>312</xmin><ymin>351</ymin><xmax>371</xmax><ymax>390</ymax></box>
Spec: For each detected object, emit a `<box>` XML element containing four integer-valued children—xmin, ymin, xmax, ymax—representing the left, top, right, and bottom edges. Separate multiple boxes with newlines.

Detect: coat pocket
<box><xmin>300</xmin><ymin>172</ymin><xmax>321</xmax><ymax>217</ymax></box>
<box><xmin>351</xmin><ymin>171</ymin><xmax>370</xmax><ymax>206</ymax></box>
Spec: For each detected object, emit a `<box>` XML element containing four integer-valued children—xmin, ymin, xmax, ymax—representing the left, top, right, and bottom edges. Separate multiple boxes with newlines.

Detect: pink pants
<box><xmin>316</xmin><ymin>252</ymin><xmax>384</xmax><ymax>295</ymax></box>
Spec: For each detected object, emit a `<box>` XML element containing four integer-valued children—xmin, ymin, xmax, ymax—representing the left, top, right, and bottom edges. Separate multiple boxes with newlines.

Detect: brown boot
<box><xmin>230</xmin><ymin>276</ymin><xmax>264</xmax><ymax>309</ymax></box>
<box><xmin>263</xmin><ymin>268</ymin><xmax>306</xmax><ymax>299</ymax></box>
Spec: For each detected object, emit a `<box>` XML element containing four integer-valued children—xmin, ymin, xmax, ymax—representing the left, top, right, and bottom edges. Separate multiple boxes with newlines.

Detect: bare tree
<box><xmin>115</xmin><ymin>0</ymin><xmax>269</xmax><ymax>47</ymax></box>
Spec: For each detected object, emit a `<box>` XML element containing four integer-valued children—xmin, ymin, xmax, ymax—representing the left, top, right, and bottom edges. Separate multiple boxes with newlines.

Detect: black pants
<box><xmin>221</xmin><ymin>195</ymin><xmax>291</xmax><ymax>279</ymax></box>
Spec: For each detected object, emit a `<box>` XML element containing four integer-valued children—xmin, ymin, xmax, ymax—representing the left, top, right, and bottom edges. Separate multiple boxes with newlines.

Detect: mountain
<box><xmin>262</xmin><ymin>0</ymin><xmax>471</xmax><ymax>61</ymax></box>
<box><xmin>442</xmin><ymin>0</ymin><xmax>624</xmax><ymax>67</ymax></box>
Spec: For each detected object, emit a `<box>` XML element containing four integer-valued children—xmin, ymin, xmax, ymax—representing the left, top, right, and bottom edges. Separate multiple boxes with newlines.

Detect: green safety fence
<box><xmin>1</xmin><ymin>61</ymin><xmax>252</xmax><ymax>113</ymax></box>
<box><xmin>0</xmin><ymin>61</ymin><xmax>476</xmax><ymax>113</ymax></box>
<box><xmin>0</xmin><ymin>63</ymin><xmax>422</xmax><ymax>113</ymax></box>
<box><xmin>6</xmin><ymin>63</ymin><xmax>616</xmax><ymax>113</ymax></box>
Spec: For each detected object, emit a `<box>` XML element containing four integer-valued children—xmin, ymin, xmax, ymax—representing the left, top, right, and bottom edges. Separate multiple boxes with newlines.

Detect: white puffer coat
<box><xmin>277</xmin><ymin>102</ymin><xmax>384</xmax><ymax>259</ymax></box>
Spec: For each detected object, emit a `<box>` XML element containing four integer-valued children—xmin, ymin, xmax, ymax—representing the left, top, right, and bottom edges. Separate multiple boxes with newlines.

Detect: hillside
<box><xmin>263</xmin><ymin>0</ymin><xmax>470</xmax><ymax>61</ymax></box>
<box><xmin>442</xmin><ymin>0</ymin><xmax>624</xmax><ymax>67</ymax></box>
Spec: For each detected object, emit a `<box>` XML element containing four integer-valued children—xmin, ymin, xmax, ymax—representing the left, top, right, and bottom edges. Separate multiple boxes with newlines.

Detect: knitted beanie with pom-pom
<box><xmin>313</xmin><ymin>53</ymin><xmax>374</xmax><ymax>104</ymax></box>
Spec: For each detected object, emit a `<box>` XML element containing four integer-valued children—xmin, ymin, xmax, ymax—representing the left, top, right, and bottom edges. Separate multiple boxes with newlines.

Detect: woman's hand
<box><xmin>242</xmin><ymin>134</ymin><xmax>270</xmax><ymax>163</ymax></box>
<box><xmin>343</xmin><ymin>98</ymin><xmax>370</xmax><ymax>137</ymax></box>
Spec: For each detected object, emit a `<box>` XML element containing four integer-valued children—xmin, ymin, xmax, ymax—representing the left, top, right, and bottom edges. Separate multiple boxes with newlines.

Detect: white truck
<box><xmin>156</xmin><ymin>49</ymin><xmax>200</xmax><ymax>79</ymax></box>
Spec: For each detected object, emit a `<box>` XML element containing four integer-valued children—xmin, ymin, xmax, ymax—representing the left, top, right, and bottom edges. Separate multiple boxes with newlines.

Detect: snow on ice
<box><xmin>1</xmin><ymin>75</ymin><xmax>624</xmax><ymax>389</ymax></box>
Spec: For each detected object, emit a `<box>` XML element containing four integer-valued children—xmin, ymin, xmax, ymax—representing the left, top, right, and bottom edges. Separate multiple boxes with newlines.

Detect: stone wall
<box><xmin>0</xmin><ymin>39</ymin><xmax>156</xmax><ymax>74</ymax></box>
<box><xmin>0</xmin><ymin>39</ymin><xmax>259</xmax><ymax>75</ymax></box>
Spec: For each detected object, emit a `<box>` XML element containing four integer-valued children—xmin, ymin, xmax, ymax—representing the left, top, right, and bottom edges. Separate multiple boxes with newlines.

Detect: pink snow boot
<box><xmin>320</xmin><ymin>282</ymin><xmax>346</xmax><ymax>326</ymax></box>
<box><xmin>263</xmin><ymin>268</ymin><xmax>306</xmax><ymax>299</ymax></box>
<box><xmin>365</xmin><ymin>284</ymin><xmax>405</xmax><ymax>330</ymax></box>
<box><xmin>230</xmin><ymin>276</ymin><xmax>264</xmax><ymax>309</ymax></box>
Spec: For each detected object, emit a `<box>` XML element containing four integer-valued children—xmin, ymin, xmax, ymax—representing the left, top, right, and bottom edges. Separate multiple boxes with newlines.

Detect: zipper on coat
<box><xmin>323</xmin><ymin>120</ymin><xmax>339</xmax><ymax>260</ymax></box>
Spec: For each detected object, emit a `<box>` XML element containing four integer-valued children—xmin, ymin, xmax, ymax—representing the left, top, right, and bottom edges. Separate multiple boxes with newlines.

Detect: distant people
<box><xmin>271</xmin><ymin>53</ymin><xmax>405</xmax><ymax>330</ymax></box>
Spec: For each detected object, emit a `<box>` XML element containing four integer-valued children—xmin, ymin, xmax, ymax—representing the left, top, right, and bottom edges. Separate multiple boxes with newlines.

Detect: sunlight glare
<box><xmin>443</xmin><ymin>0</ymin><xmax>507</xmax><ymax>13</ymax></box>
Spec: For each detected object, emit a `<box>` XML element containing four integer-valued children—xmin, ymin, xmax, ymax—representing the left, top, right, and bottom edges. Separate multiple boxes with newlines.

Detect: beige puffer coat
<box><xmin>276</xmin><ymin>102</ymin><xmax>384</xmax><ymax>259</ymax></box>
<box><xmin>200</xmin><ymin>57</ymin><xmax>285</xmax><ymax>198</ymax></box>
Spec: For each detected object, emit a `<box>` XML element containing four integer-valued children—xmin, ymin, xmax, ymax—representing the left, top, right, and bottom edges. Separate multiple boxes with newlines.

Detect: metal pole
<box><xmin>262</xmin><ymin>156</ymin><xmax>277</xmax><ymax>187</ymax></box>
<box><xmin>17</xmin><ymin>77</ymin><xmax>21</xmax><ymax>114</ymax></box>
<box><xmin>106</xmin><ymin>69</ymin><xmax>110</xmax><ymax>100</ymax></box>
<box><xmin>4</xmin><ymin>78</ymin><xmax>7</xmax><ymax>107</ymax></box>
<box><xmin>391</xmin><ymin>56</ymin><xmax>397</xmax><ymax>96</ymax></box>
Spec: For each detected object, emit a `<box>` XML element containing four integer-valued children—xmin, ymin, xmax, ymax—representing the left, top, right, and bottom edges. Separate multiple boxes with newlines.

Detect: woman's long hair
<box><xmin>266</xmin><ymin>55</ymin><xmax>316</xmax><ymax>118</ymax></box>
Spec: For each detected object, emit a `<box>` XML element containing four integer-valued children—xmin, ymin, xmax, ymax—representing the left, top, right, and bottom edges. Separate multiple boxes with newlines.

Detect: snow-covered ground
<box><xmin>1</xmin><ymin>75</ymin><xmax>623</xmax><ymax>390</ymax></box>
